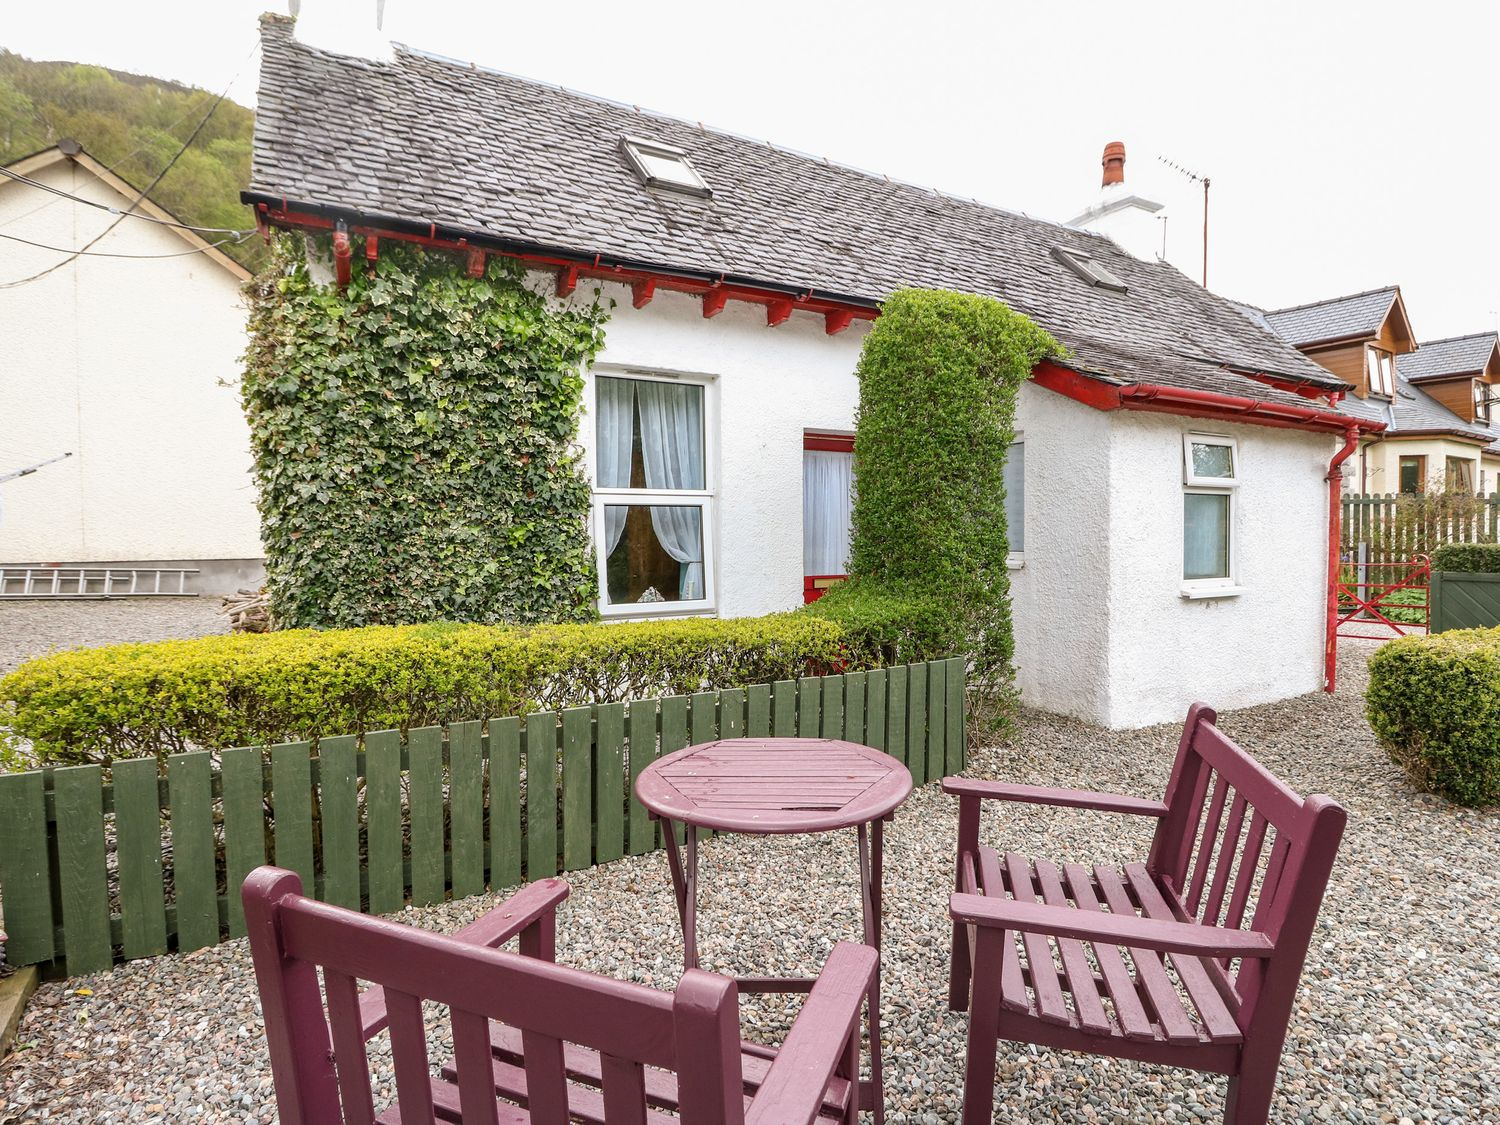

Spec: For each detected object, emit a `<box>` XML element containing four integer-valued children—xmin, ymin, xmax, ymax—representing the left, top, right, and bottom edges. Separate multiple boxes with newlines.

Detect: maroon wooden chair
<box><xmin>244</xmin><ymin>866</ymin><xmax>877</xmax><ymax>1124</ymax></box>
<box><xmin>945</xmin><ymin>703</ymin><xmax>1346</xmax><ymax>1125</ymax></box>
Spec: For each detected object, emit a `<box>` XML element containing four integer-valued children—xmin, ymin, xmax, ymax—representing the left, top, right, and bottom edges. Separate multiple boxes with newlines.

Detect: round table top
<box><xmin>634</xmin><ymin>737</ymin><xmax>913</xmax><ymax>834</ymax></box>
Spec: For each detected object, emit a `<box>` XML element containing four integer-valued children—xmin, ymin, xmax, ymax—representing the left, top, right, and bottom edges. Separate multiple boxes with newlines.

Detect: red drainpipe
<box><xmin>332</xmin><ymin>222</ymin><xmax>353</xmax><ymax>292</ymax></box>
<box><xmin>1324</xmin><ymin>424</ymin><xmax>1361</xmax><ymax>693</ymax></box>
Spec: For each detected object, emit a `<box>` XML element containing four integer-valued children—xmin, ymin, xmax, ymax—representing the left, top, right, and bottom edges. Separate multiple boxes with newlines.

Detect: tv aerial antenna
<box><xmin>1159</xmin><ymin>156</ymin><xmax>1211</xmax><ymax>288</ymax></box>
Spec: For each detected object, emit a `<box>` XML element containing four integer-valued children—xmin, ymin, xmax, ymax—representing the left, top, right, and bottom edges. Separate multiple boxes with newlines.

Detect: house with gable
<box><xmin>0</xmin><ymin>141</ymin><xmax>264</xmax><ymax>594</ymax></box>
<box><xmin>244</xmin><ymin>14</ymin><xmax>1385</xmax><ymax>729</ymax></box>
<box><xmin>1246</xmin><ymin>287</ymin><xmax>1500</xmax><ymax>495</ymax></box>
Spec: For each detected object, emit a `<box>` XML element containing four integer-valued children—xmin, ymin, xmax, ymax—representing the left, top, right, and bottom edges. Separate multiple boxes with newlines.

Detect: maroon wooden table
<box><xmin>635</xmin><ymin>737</ymin><xmax>912</xmax><ymax>1123</ymax></box>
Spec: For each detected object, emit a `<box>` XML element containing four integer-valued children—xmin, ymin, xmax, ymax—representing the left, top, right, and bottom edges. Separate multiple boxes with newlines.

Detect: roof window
<box><xmin>621</xmin><ymin>136</ymin><xmax>711</xmax><ymax>198</ymax></box>
<box><xmin>1052</xmin><ymin>246</ymin><xmax>1127</xmax><ymax>293</ymax></box>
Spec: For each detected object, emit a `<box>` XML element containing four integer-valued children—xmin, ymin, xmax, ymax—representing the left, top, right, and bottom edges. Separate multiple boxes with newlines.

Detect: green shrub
<box><xmin>0</xmin><ymin>614</ymin><xmax>847</xmax><ymax>767</ymax></box>
<box><xmin>844</xmin><ymin>288</ymin><xmax>1060</xmax><ymax>729</ymax></box>
<box><xmin>243</xmin><ymin>236</ymin><xmax>608</xmax><ymax>629</ymax></box>
<box><xmin>1431</xmin><ymin>542</ymin><xmax>1500</xmax><ymax>574</ymax></box>
<box><xmin>803</xmin><ymin>579</ymin><xmax>956</xmax><ymax>667</ymax></box>
<box><xmin>1366</xmin><ymin>627</ymin><xmax>1500</xmax><ymax>807</ymax></box>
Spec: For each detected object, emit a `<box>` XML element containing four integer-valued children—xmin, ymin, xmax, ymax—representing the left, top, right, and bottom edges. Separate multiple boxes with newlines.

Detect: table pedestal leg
<box><xmin>661</xmin><ymin>820</ymin><xmax>699</xmax><ymax>972</ymax></box>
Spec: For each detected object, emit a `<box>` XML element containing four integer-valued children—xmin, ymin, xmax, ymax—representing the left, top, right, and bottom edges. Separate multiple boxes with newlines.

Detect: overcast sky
<box><xmin>7</xmin><ymin>0</ymin><xmax>1498</xmax><ymax>339</ymax></box>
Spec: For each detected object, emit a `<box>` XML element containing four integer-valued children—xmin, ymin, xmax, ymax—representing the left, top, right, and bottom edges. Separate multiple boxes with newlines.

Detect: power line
<box><xmin>0</xmin><ymin>43</ymin><xmax>259</xmax><ymax>290</ymax></box>
<box><xmin>0</xmin><ymin>166</ymin><xmax>256</xmax><ymax>236</ymax></box>
<box><xmin>0</xmin><ymin>228</ymin><xmax>253</xmax><ymax>259</ymax></box>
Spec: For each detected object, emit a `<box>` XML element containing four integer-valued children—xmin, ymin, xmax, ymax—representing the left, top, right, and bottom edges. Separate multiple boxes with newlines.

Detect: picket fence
<box><xmin>0</xmin><ymin>658</ymin><xmax>965</xmax><ymax>976</ymax></box>
<box><xmin>1343</xmin><ymin>493</ymin><xmax>1500</xmax><ymax>565</ymax></box>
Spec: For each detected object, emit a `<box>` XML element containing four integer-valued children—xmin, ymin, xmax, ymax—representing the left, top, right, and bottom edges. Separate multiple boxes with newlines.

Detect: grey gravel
<box><xmin>1</xmin><ymin>641</ymin><xmax>1495</xmax><ymax>1123</ymax></box>
<box><xmin>0</xmin><ymin>600</ymin><xmax>230</xmax><ymax>677</ymax></box>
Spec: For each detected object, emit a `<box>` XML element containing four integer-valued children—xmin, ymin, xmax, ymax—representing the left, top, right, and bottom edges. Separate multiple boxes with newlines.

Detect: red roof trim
<box><xmin>1032</xmin><ymin>361</ymin><xmax>1385</xmax><ymax>436</ymax></box>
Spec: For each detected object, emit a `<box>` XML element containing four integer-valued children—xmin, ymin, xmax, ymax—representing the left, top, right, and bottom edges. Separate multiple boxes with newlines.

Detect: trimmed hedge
<box><xmin>0</xmin><ymin>614</ymin><xmax>847</xmax><ymax>767</ymax></box>
<box><xmin>1431</xmin><ymin>542</ymin><xmax>1500</xmax><ymax>573</ymax></box>
<box><xmin>1366</xmin><ymin>627</ymin><xmax>1500</xmax><ymax>807</ymax></box>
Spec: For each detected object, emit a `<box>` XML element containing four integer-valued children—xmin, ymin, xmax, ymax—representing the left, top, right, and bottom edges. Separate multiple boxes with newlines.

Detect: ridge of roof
<box><xmin>1265</xmin><ymin>285</ymin><xmax>1400</xmax><ymax>317</ymax></box>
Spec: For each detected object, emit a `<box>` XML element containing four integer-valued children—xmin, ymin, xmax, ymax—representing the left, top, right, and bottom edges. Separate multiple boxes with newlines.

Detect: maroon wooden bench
<box><xmin>244</xmin><ymin>866</ymin><xmax>877</xmax><ymax>1124</ymax></box>
<box><xmin>945</xmin><ymin>703</ymin><xmax>1346</xmax><ymax>1125</ymax></box>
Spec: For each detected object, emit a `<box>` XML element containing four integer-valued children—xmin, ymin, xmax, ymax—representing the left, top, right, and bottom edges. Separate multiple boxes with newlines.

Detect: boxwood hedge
<box><xmin>1430</xmin><ymin>542</ymin><xmax>1500</xmax><ymax>574</ymax></box>
<box><xmin>0</xmin><ymin>614</ymin><xmax>849</xmax><ymax>767</ymax></box>
<box><xmin>1366</xmin><ymin>626</ymin><xmax>1500</xmax><ymax>807</ymax></box>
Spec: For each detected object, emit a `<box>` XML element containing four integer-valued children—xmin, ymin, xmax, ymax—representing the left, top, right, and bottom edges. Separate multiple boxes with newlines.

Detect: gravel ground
<box><xmin>2</xmin><ymin>641</ymin><xmax>1495</xmax><ymax>1123</ymax></box>
<box><xmin>0</xmin><ymin>600</ymin><xmax>229</xmax><ymax>677</ymax></box>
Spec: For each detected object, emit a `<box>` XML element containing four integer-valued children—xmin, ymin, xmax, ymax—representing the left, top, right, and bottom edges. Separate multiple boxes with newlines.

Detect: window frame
<box><xmin>590</xmin><ymin>368</ymin><xmax>717</xmax><ymax>619</ymax></box>
<box><xmin>1474</xmin><ymin>379</ymin><xmax>1491</xmax><ymax>423</ymax></box>
<box><xmin>1398</xmin><ymin>454</ymin><xmax>1427</xmax><ymax>495</ymax></box>
<box><xmin>1365</xmin><ymin>344</ymin><xmax>1395</xmax><ymax>398</ymax></box>
<box><xmin>1181</xmin><ymin>433</ymin><xmax>1240</xmax><ymax>594</ymax></box>
<box><xmin>1004</xmin><ymin>436</ymin><xmax>1025</xmax><ymax>562</ymax></box>
<box><xmin>1445</xmin><ymin>455</ymin><xmax>1475</xmax><ymax>495</ymax></box>
<box><xmin>620</xmin><ymin>136</ymin><xmax>712</xmax><ymax>198</ymax></box>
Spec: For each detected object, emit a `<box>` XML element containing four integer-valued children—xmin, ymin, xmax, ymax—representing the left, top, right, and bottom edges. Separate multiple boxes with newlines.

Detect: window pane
<box><xmin>1003</xmin><ymin>442</ymin><xmax>1024</xmax><ymax>553</ymax></box>
<box><xmin>604</xmin><ymin>505</ymin><xmax>704</xmax><ymax>604</ymax></box>
<box><xmin>803</xmin><ymin>450</ymin><xmax>854</xmax><ymax>575</ymax></box>
<box><xmin>1184</xmin><ymin>493</ymin><xmax>1230</xmax><ymax>580</ymax></box>
<box><xmin>1190</xmin><ymin>441</ymin><xmax>1233</xmax><ymax>479</ymax></box>
<box><xmin>1399</xmin><ymin>458</ymin><xmax>1422</xmax><ymax>494</ymax></box>
<box><xmin>595</xmin><ymin>377</ymin><xmax>704</xmax><ymax>491</ymax></box>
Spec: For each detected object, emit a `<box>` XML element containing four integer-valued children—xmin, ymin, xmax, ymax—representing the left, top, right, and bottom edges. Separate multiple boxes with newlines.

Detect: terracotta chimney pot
<box><xmin>1101</xmin><ymin>141</ymin><xmax>1126</xmax><ymax>187</ymax></box>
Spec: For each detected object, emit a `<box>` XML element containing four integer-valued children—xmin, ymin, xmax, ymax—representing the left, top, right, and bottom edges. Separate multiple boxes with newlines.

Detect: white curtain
<box><xmin>595</xmin><ymin>377</ymin><xmax>635</xmax><ymax>555</ymax></box>
<box><xmin>635</xmin><ymin>381</ymin><xmax>705</xmax><ymax>599</ymax></box>
<box><xmin>803</xmin><ymin>450</ymin><xmax>854</xmax><ymax>576</ymax></box>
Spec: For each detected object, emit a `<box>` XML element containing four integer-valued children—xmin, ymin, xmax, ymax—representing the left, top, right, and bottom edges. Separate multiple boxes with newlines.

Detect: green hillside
<box><xmin>0</xmin><ymin>50</ymin><xmax>262</xmax><ymax>270</ymax></box>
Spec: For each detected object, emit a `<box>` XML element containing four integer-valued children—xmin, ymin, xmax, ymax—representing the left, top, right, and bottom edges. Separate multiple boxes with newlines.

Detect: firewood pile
<box><xmin>220</xmin><ymin>587</ymin><xmax>272</xmax><ymax>633</ymax></box>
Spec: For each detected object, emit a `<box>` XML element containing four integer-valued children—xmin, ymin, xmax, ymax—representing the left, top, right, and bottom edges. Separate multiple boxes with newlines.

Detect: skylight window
<box><xmin>1052</xmin><ymin>246</ymin><xmax>1127</xmax><ymax>294</ymax></box>
<box><xmin>621</xmin><ymin>136</ymin><xmax>711</xmax><ymax>198</ymax></box>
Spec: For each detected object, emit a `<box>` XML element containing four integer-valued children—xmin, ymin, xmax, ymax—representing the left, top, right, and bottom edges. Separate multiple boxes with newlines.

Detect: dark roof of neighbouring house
<box><xmin>248</xmin><ymin>15</ymin><xmax>1356</xmax><ymax>416</ymax></box>
<box><xmin>1262</xmin><ymin>287</ymin><xmax>1402</xmax><ymax>347</ymax></box>
<box><xmin>1397</xmin><ymin>332</ymin><xmax>1500</xmax><ymax>382</ymax></box>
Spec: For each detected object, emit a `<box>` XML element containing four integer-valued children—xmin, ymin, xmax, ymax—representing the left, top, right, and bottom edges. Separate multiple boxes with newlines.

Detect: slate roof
<box><xmin>1397</xmin><ymin>332</ymin><xmax>1499</xmax><ymax>382</ymax></box>
<box><xmin>1262</xmin><ymin>288</ymin><xmax>1401</xmax><ymax>347</ymax></box>
<box><xmin>249</xmin><ymin>15</ymin><xmax>1353</xmax><ymax>414</ymax></box>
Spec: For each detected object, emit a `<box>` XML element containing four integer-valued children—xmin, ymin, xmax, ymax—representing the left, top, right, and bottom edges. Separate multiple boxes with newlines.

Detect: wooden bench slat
<box><xmin>1202</xmin><ymin>791</ymin><xmax>1249</xmax><ymax>928</ymax></box>
<box><xmin>1091</xmin><ymin>864</ymin><xmax>1200</xmax><ymax>1044</ymax></box>
<box><xmin>1003</xmin><ymin>852</ymin><xmax>1069</xmax><ymax>1026</ymax></box>
<box><xmin>1061</xmin><ymin>863</ymin><xmax>1155</xmax><ymax>1041</ymax></box>
<box><xmin>1224</xmin><ymin>811</ymin><xmax>1270</xmax><ymax>931</ymax></box>
<box><xmin>1033</xmin><ymin>859</ymin><xmax>1113</xmax><ymax>1035</ymax></box>
<box><xmin>1186</xmin><ymin>774</ymin><xmax>1231</xmax><ymax>914</ymax></box>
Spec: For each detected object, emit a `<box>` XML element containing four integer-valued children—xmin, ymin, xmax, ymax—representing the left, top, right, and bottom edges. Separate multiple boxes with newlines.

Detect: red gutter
<box><xmin>1324</xmin><ymin>426</ymin><xmax>1361</xmax><ymax>693</ymax></box>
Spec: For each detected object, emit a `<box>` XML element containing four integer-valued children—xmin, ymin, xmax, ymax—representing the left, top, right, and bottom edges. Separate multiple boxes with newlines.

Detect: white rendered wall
<box><xmin>1102</xmin><ymin>413</ymin><xmax>1332</xmax><ymax>728</ymax></box>
<box><xmin>1007</xmin><ymin>382</ymin><xmax>1114</xmax><ymax>721</ymax></box>
<box><xmin>0</xmin><ymin>161</ymin><xmax>262</xmax><ymax>563</ymax></box>
<box><xmin>558</xmin><ymin>277</ymin><xmax>868</xmax><ymax>619</ymax></box>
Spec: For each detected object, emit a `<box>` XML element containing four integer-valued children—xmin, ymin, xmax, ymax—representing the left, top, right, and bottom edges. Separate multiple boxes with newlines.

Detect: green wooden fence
<box><xmin>1430</xmin><ymin>571</ymin><xmax>1500</xmax><ymax>633</ymax></box>
<box><xmin>0</xmin><ymin>658</ymin><xmax>965</xmax><ymax>976</ymax></box>
<box><xmin>1343</xmin><ymin>493</ymin><xmax>1500</xmax><ymax>566</ymax></box>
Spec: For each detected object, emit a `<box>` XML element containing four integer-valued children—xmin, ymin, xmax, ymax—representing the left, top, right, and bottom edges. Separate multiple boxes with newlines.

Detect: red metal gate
<box><xmin>1336</xmin><ymin>554</ymin><xmax>1429</xmax><ymax>640</ymax></box>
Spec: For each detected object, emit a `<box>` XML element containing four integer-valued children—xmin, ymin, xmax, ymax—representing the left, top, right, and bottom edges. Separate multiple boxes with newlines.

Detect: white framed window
<box><xmin>1003</xmin><ymin>439</ymin><xmax>1025</xmax><ymax>558</ymax></box>
<box><xmin>620</xmin><ymin>136</ymin><xmax>712</xmax><ymax>198</ymax></box>
<box><xmin>592</xmin><ymin>371</ymin><xmax>714</xmax><ymax>616</ymax></box>
<box><xmin>1182</xmin><ymin>433</ymin><xmax>1241</xmax><ymax>595</ymax></box>
<box><xmin>1365</xmin><ymin>345</ymin><xmax>1395</xmax><ymax>398</ymax></box>
<box><xmin>1474</xmin><ymin>379</ymin><xmax>1491</xmax><ymax>423</ymax></box>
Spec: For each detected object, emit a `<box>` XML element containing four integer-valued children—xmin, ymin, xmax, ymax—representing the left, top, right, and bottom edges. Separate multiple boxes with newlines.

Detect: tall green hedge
<box><xmin>243</xmin><ymin>236</ymin><xmax>609</xmax><ymax>629</ymax></box>
<box><xmin>1367</xmin><ymin>627</ymin><xmax>1500</xmax><ymax>807</ymax></box>
<box><xmin>824</xmin><ymin>289</ymin><xmax>1058</xmax><ymax>727</ymax></box>
<box><xmin>1431</xmin><ymin>542</ymin><xmax>1500</xmax><ymax>573</ymax></box>
<box><xmin>0</xmin><ymin>614</ymin><xmax>846</xmax><ymax>766</ymax></box>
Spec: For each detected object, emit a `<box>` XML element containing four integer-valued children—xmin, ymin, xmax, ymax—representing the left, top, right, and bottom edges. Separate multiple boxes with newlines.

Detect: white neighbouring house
<box><xmin>0</xmin><ymin>142</ymin><xmax>264</xmax><ymax>595</ymax></box>
<box><xmin>246</xmin><ymin>15</ymin><xmax>1385</xmax><ymax>729</ymax></box>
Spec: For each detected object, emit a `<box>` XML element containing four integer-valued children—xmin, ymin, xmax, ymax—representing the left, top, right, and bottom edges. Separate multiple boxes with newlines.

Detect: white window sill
<box><xmin>1006</xmin><ymin>554</ymin><xmax>1025</xmax><ymax>570</ymax></box>
<box><xmin>1179</xmin><ymin>585</ymin><xmax>1247</xmax><ymax>601</ymax></box>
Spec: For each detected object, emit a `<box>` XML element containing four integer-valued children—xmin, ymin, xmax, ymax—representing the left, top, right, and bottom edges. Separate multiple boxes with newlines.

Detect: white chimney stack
<box><xmin>1065</xmin><ymin>141</ymin><xmax>1166</xmax><ymax>263</ymax></box>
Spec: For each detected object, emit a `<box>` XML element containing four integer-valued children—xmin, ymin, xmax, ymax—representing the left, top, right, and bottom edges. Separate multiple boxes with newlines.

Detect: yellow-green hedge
<box><xmin>0</xmin><ymin>614</ymin><xmax>847</xmax><ymax>766</ymax></box>
<box><xmin>1366</xmin><ymin>626</ymin><xmax>1500</xmax><ymax>807</ymax></box>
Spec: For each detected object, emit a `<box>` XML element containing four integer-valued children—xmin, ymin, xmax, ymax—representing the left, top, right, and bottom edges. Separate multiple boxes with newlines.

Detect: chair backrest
<box><xmin>244</xmin><ymin>867</ymin><xmax>748</xmax><ymax>1125</ymax></box>
<box><xmin>1146</xmin><ymin>703</ymin><xmax>1346</xmax><ymax>1039</ymax></box>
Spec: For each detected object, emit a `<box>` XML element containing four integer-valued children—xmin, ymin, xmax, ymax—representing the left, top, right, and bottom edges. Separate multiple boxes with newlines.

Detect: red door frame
<box><xmin>803</xmin><ymin>432</ymin><xmax>855</xmax><ymax>603</ymax></box>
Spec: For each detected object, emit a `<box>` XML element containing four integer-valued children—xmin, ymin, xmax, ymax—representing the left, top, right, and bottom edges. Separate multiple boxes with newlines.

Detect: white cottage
<box><xmin>246</xmin><ymin>15</ymin><xmax>1384</xmax><ymax>728</ymax></box>
<box><xmin>0</xmin><ymin>142</ymin><xmax>264</xmax><ymax>594</ymax></box>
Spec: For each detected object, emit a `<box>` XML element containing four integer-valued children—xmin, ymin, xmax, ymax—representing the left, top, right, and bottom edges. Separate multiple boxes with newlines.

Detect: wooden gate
<box><xmin>1336</xmin><ymin>554</ymin><xmax>1429</xmax><ymax>640</ymax></box>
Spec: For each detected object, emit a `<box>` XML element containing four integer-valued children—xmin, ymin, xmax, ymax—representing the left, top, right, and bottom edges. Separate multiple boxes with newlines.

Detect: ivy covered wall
<box><xmin>242</xmin><ymin>236</ymin><xmax>609</xmax><ymax>628</ymax></box>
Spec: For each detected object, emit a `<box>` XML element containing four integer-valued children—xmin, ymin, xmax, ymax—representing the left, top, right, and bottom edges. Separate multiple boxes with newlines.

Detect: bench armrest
<box><xmin>950</xmin><ymin>894</ymin><xmax>1274</xmax><ymax>960</ymax></box>
<box><xmin>745</xmin><ymin>942</ymin><xmax>878</xmax><ymax>1125</ymax></box>
<box><xmin>942</xmin><ymin>777</ymin><xmax>1168</xmax><ymax>818</ymax></box>
<box><xmin>360</xmin><ymin>878</ymin><xmax>570</xmax><ymax>1039</ymax></box>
